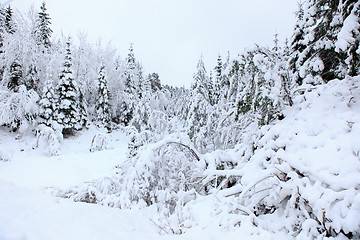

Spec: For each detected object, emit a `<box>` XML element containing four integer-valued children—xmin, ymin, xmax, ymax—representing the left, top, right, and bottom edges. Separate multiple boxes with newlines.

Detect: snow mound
<box><xmin>210</xmin><ymin>77</ymin><xmax>360</xmax><ymax>238</ymax></box>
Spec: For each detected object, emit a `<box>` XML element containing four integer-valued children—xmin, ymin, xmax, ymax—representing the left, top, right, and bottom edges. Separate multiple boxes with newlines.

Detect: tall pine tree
<box><xmin>95</xmin><ymin>66</ymin><xmax>111</xmax><ymax>130</ymax></box>
<box><xmin>3</xmin><ymin>5</ymin><xmax>15</xmax><ymax>34</ymax></box>
<box><xmin>35</xmin><ymin>2</ymin><xmax>52</xmax><ymax>48</ymax></box>
<box><xmin>56</xmin><ymin>39</ymin><xmax>83</xmax><ymax>136</ymax></box>
<box><xmin>39</xmin><ymin>79</ymin><xmax>57</xmax><ymax>128</ymax></box>
<box><xmin>7</xmin><ymin>59</ymin><xmax>23</xmax><ymax>91</ymax></box>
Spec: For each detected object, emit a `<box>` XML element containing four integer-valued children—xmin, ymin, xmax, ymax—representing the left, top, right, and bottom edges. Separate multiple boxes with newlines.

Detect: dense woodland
<box><xmin>1</xmin><ymin>0</ymin><xmax>360</xmax><ymax>238</ymax></box>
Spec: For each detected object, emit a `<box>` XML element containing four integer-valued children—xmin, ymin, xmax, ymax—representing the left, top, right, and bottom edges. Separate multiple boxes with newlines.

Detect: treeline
<box><xmin>0</xmin><ymin>2</ymin><xmax>169</xmax><ymax>138</ymax></box>
<box><xmin>0</xmin><ymin>1</ymin><xmax>359</xmax><ymax>155</ymax></box>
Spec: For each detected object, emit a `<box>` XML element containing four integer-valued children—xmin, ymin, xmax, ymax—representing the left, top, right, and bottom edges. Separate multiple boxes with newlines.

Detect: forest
<box><xmin>0</xmin><ymin>0</ymin><xmax>360</xmax><ymax>239</ymax></box>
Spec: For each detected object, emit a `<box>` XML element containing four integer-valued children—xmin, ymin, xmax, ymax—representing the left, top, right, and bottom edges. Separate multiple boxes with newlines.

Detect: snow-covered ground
<box><xmin>0</xmin><ymin>127</ymin><xmax>273</xmax><ymax>240</ymax></box>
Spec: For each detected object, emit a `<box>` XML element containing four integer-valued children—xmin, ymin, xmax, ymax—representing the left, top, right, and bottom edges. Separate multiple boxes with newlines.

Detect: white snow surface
<box><xmin>0</xmin><ymin>127</ymin><xmax>272</xmax><ymax>240</ymax></box>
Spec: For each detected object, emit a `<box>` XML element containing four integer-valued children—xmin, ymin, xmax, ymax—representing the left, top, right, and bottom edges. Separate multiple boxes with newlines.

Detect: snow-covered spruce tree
<box><xmin>219</xmin><ymin>53</ymin><xmax>231</xmax><ymax>104</ymax></box>
<box><xmin>120</xmin><ymin>75</ymin><xmax>135</xmax><ymax>126</ymax></box>
<box><xmin>78</xmin><ymin>88</ymin><xmax>89</xmax><ymax>129</ymax></box>
<box><xmin>193</xmin><ymin>56</ymin><xmax>215</xmax><ymax>105</ymax></box>
<box><xmin>95</xmin><ymin>66</ymin><xmax>112</xmax><ymax>131</ymax></box>
<box><xmin>25</xmin><ymin>65</ymin><xmax>39</xmax><ymax>91</ymax></box>
<box><xmin>212</xmin><ymin>55</ymin><xmax>222</xmax><ymax>104</ymax></box>
<box><xmin>56</xmin><ymin>39</ymin><xmax>85</xmax><ymax>136</ymax></box>
<box><xmin>335</xmin><ymin>0</ymin><xmax>360</xmax><ymax>77</ymax></box>
<box><xmin>234</xmin><ymin>45</ymin><xmax>290</xmax><ymax>126</ymax></box>
<box><xmin>2</xmin><ymin>5</ymin><xmax>15</xmax><ymax>35</ymax></box>
<box><xmin>119</xmin><ymin>44</ymin><xmax>143</xmax><ymax>126</ymax></box>
<box><xmin>7</xmin><ymin>59</ymin><xmax>23</xmax><ymax>91</ymax></box>
<box><xmin>38</xmin><ymin>79</ymin><xmax>57</xmax><ymax>128</ymax></box>
<box><xmin>187</xmin><ymin>81</ymin><xmax>212</xmax><ymax>153</ymax></box>
<box><xmin>165</xmin><ymin>85</ymin><xmax>190</xmax><ymax>122</ymax></box>
<box><xmin>227</xmin><ymin>59</ymin><xmax>242</xmax><ymax>104</ymax></box>
<box><xmin>148</xmin><ymin>72</ymin><xmax>162</xmax><ymax>92</ymax></box>
<box><xmin>289</xmin><ymin>2</ymin><xmax>307</xmax><ymax>85</ymax></box>
<box><xmin>289</xmin><ymin>0</ymin><xmax>360</xmax><ymax>86</ymax></box>
<box><xmin>34</xmin><ymin>1</ymin><xmax>52</xmax><ymax>48</ymax></box>
<box><xmin>130</xmin><ymin>74</ymin><xmax>151</xmax><ymax>132</ymax></box>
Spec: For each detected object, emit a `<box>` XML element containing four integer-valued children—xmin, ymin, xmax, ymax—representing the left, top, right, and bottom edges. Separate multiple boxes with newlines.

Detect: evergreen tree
<box><xmin>35</xmin><ymin>2</ymin><xmax>52</xmax><ymax>48</ymax></box>
<box><xmin>25</xmin><ymin>65</ymin><xmax>39</xmax><ymax>91</ymax></box>
<box><xmin>77</xmin><ymin>88</ymin><xmax>88</xmax><ymax>129</ymax></box>
<box><xmin>193</xmin><ymin>56</ymin><xmax>214</xmax><ymax>105</ymax></box>
<box><xmin>3</xmin><ymin>5</ymin><xmax>14</xmax><ymax>34</ymax></box>
<box><xmin>336</xmin><ymin>0</ymin><xmax>360</xmax><ymax>76</ymax></box>
<box><xmin>95</xmin><ymin>66</ymin><xmax>111</xmax><ymax>130</ymax></box>
<box><xmin>120</xmin><ymin>44</ymin><xmax>142</xmax><ymax>125</ymax></box>
<box><xmin>234</xmin><ymin>46</ymin><xmax>284</xmax><ymax>125</ymax></box>
<box><xmin>289</xmin><ymin>0</ymin><xmax>357</xmax><ymax>85</ymax></box>
<box><xmin>273</xmin><ymin>32</ymin><xmax>280</xmax><ymax>53</ymax></box>
<box><xmin>56</xmin><ymin>39</ymin><xmax>82</xmax><ymax>135</ymax></box>
<box><xmin>187</xmin><ymin>90</ymin><xmax>209</xmax><ymax>152</ymax></box>
<box><xmin>148</xmin><ymin>73</ymin><xmax>162</xmax><ymax>92</ymax></box>
<box><xmin>227</xmin><ymin>59</ymin><xmax>241</xmax><ymax>103</ymax></box>
<box><xmin>220</xmin><ymin>52</ymin><xmax>231</xmax><ymax>103</ymax></box>
<box><xmin>213</xmin><ymin>55</ymin><xmax>222</xmax><ymax>103</ymax></box>
<box><xmin>8</xmin><ymin>59</ymin><xmax>23</xmax><ymax>91</ymax></box>
<box><xmin>39</xmin><ymin>80</ymin><xmax>57</xmax><ymax>127</ymax></box>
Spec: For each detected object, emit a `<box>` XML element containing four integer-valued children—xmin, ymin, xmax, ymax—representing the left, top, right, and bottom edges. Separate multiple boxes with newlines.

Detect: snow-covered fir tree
<box><xmin>148</xmin><ymin>73</ymin><xmax>161</xmax><ymax>92</ymax></box>
<box><xmin>335</xmin><ymin>0</ymin><xmax>360</xmax><ymax>77</ymax></box>
<box><xmin>3</xmin><ymin>5</ymin><xmax>15</xmax><ymax>34</ymax></box>
<box><xmin>290</xmin><ymin>0</ymin><xmax>360</xmax><ymax>86</ymax></box>
<box><xmin>119</xmin><ymin>44</ymin><xmax>143</xmax><ymax>126</ymax></box>
<box><xmin>7</xmin><ymin>59</ymin><xmax>22</xmax><ymax>91</ymax></box>
<box><xmin>193</xmin><ymin>56</ymin><xmax>214</xmax><ymax>105</ymax></box>
<box><xmin>35</xmin><ymin>2</ymin><xmax>52</xmax><ymax>48</ymax></box>
<box><xmin>38</xmin><ymin>79</ymin><xmax>57</xmax><ymax>128</ymax></box>
<box><xmin>95</xmin><ymin>66</ymin><xmax>111</xmax><ymax>130</ymax></box>
<box><xmin>25</xmin><ymin>65</ymin><xmax>39</xmax><ymax>91</ymax></box>
<box><xmin>56</xmin><ymin>39</ymin><xmax>84</xmax><ymax>136</ymax></box>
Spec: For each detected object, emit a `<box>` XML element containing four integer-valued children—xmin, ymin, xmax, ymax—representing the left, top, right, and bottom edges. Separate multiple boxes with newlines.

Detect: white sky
<box><xmin>10</xmin><ymin>0</ymin><xmax>297</xmax><ymax>87</ymax></box>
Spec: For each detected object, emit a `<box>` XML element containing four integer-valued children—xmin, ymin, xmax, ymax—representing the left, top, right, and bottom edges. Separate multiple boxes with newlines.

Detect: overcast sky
<box><xmin>10</xmin><ymin>0</ymin><xmax>297</xmax><ymax>87</ymax></box>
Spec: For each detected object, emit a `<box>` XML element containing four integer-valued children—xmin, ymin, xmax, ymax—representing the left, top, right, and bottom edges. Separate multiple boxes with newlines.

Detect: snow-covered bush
<box><xmin>34</xmin><ymin>124</ymin><xmax>63</xmax><ymax>156</ymax></box>
<box><xmin>52</xmin><ymin>134</ymin><xmax>204</xmax><ymax>212</ymax></box>
<box><xmin>89</xmin><ymin>133</ymin><xmax>109</xmax><ymax>152</ymax></box>
<box><xmin>0</xmin><ymin>86</ymin><xmax>39</xmax><ymax>132</ymax></box>
<box><xmin>122</xmin><ymin>134</ymin><xmax>204</xmax><ymax>207</ymax></box>
<box><xmin>125</xmin><ymin>126</ymin><xmax>153</xmax><ymax>158</ymax></box>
